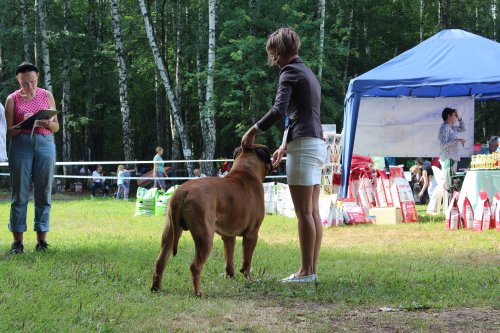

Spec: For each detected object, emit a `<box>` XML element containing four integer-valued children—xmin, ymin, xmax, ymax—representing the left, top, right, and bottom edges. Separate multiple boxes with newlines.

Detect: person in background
<box><xmin>438</xmin><ymin>107</ymin><xmax>465</xmax><ymax>191</ymax></box>
<box><xmin>488</xmin><ymin>136</ymin><xmax>499</xmax><ymax>153</ymax></box>
<box><xmin>153</xmin><ymin>146</ymin><xmax>167</xmax><ymax>191</ymax></box>
<box><xmin>193</xmin><ymin>168</ymin><xmax>207</xmax><ymax>178</ymax></box>
<box><xmin>218</xmin><ymin>161</ymin><xmax>231</xmax><ymax>177</ymax></box>
<box><xmin>415</xmin><ymin>157</ymin><xmax>431</xmax><ymax>167</ymax></box>
<box><xmin>410</xmin><ymin>164</ymin><xmax>436</xmax><ymax>204</ymax></box>
<box><xmin>91</xmin><ymin>164</ymin><xmax>109</xmax><ymax>196</ymax></box>
<box><xmin>241</xmin><ymin>28</ymin><xmax>326</xmax><ymax>283</ymax></box>
<box><xmin>116</xmin><ymin>164</ymin><xmax>134</xmax><ymax>200</ymax></box>
<box><xmin>4</xmin><ymin>62</ymin><xmax>59</xmax><ymax>254</ymax></box>
<box><xmin>0</xmin><ymin>102</ymin><xmax>7</xmax><ymax>163</ymax></box>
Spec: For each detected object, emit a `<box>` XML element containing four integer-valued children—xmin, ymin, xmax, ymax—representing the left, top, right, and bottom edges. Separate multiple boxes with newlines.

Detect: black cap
<box><xmin>15</xmin><ymin>62</ymin><xmax>39</xmax><ymax>75</ymax></box>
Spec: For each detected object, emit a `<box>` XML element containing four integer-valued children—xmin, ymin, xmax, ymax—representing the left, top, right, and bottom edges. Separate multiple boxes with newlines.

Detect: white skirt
<box><xmin>286</xmin><ymin>137</ymin><xmax>327</xmax><ymax>186</ymax></box>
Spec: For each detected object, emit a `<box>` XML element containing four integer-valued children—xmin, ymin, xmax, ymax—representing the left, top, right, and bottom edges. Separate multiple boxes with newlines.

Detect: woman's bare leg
<box><xmin>289</xmin><ymin>184</ymin><xmax>322</xmax><ymax>276</ymax></box>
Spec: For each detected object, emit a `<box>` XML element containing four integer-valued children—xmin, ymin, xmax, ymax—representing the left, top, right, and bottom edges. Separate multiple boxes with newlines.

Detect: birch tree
<box><xmin>62</xmin><ymin>0</ymin><xmax>72</xmax><ymax>167</ymax></box>
<box><xmin>200</xmin><ymin>0</ymin><xmax>217</xmax><ymax>176</ymax></box>
<box><xmin>317</xmin><ymin>0</ymin><xmax>325</xmax><ymax>82</ymax></box>
<box><xmin>110</xmin><ymin>0</ymin><xmax>135</xmax><ymax>160</ymax></box>
<box><xmin>37</xmin><ymin>0</ymin><xmax>52</xmax><ymax>91</ymax></box>
<box><xmin>420</xmin><ymin>0</ymin><xmax>424</xmax><ymax>42</ymax></box>
<box><xmin>493</xmin><ymin>0</ymin><xmax>498</xmax><ymax>41</ymax></box>
<box><xmin>21</xmin><ymin>0</ymin><xmax>30</xmax><ymax>61</ymax></box>
<box><xmin>139</xmin><ymin>0</ymin><xmax>193</xmax><ymax>175</ymax></box>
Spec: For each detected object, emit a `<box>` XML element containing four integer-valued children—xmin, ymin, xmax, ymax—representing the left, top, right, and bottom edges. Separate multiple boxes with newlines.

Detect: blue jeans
<box><xmin>116</xmin><ymin>183</ymin><xmax>129</xmax><ymax>199</ymax></box>
<box><xmin>154</xmin><ymin>170</ymin><xmax>166</xmax><ymax>190</ymax></box>
<box><xmin>9</xmin><ymin>134</ymin><xmax>56</xmax><ymax>233</ymax></box>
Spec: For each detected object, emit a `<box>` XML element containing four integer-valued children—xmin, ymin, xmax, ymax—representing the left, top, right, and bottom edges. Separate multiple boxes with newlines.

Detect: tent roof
<box><xmin>348</xmin><ymin>29</ymin><xmax>500</xmax><ymax>99</ymax></box>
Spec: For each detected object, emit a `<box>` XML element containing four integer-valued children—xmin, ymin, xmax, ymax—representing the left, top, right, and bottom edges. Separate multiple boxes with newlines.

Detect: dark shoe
<box><xmin>10</xmin><ymin>241</ymin><xmax>24</xmax><ymax>254</ymax></box>
<box><xmin>36</xmin><ymin>240</ymin><xmax>49</xmax><ymax>252</ymax></box>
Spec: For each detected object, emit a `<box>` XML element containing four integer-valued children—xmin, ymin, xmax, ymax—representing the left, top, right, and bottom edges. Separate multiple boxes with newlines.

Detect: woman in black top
<box><xmin>241</xmin><ymin>28</ymin><xmax>326</xmax><ymax>283</ymax></box>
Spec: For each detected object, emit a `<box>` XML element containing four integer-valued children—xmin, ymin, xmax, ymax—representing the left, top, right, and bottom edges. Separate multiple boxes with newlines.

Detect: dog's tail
<box><xmin>170</xmin><ymin>190</ymin><xmax>188</xmax><ymax>257</ymax></box>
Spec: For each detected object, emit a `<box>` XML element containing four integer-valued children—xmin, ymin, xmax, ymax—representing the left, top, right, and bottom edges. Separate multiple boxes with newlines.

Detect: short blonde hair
<box><xmin>266</xmin><ymin>28</ymin><xmax>301</xmax><ymax>65</ymax></box>
<box><xmin>409</xmin><ymin>165</ymin><xmax>420</xmax><ymax>175</ymax></box>
<box><xmin>156</xmin><ymin>146</ymin><xmax>163</xmax><ymax>154</ymax></box>
<box><xmin>117</xmin><ymin>164</ymin><xmax>125</xmax><ymax>172</ymax></box>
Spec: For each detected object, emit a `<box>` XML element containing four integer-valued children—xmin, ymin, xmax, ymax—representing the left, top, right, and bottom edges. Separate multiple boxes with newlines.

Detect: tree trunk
<box><xmin>37</xmin><ymin>0</ymin><xmax>52</xmax><ymax>91</ymax></box>
<box><xmin>494</xmin><ymin>0</ymin><xmax>498</xmax><ymax>41</ymax></box>
<box><xmin>420</xmin><ymin>0</ymin><xmax>424</xmax><ymax>42</ymax></box>
<box><xmin>110</xmin><ymin>0</ymin><xmax>135</xmax><ymax>161</ymax></box>
<box><xmin>21</xmin><ymin>0</ymin><xmax>30</xmax><ymax>61</ymax></box>
<box><xmin>200</xmin><ymin>0</ymin><xmax>217</xmax><ymax>176</ymax></box>
<box><xmin>154</xmin><ymin>0</ymin><xmax>162</xmax><ymax>146</ymax></box>
<box><xmin>317</xmin><ymin>0</ymin><xmax>325</xmax><ymax>82</ymax></box>
<box><xmin>84</xmin><ymin>0</ymin><xmax>97</xmax><ymax>160</ymax></box>
<box><xmin>34</xmin><ymin>0</ymin><xmax>39</xmax><ymax>66</ymax></box>
<box><xmin>196</xmin><ymin>1</ymin><xmax>204</xmax><ymax>116</ymax></box>
<box><xmin>139</xmin><ymin>0</ymin><xmax>193</xmax><ymax>175</ymax></box>
<box><xmin>62</xmin><ymin>0</ymin><xmax>72</xmax><ymax>167</ymax></box>
<box><xmin>343</xmin><ymin>2</ymin><xmax>354</xmax><ymax>86</ymax></box>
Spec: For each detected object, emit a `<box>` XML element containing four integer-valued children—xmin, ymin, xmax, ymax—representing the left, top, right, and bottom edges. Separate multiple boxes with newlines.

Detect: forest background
<box><xmin>0</xmin><ymin>0</ymin><xmax>499</xmax><ymax>177</ymax></box>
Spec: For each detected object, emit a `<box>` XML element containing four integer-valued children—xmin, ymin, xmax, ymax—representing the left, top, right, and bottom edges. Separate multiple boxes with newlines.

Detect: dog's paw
<box><xmin>150</xmin><ymin>286</ymin><xmax>160</xmax><ymax>292</ymax></box>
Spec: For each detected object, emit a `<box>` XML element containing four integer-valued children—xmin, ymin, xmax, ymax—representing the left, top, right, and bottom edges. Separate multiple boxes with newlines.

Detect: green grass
<box><xmin>0</xmin><ymin>198</ymin><xmax>498</xmax><ymax>332</ymax></box>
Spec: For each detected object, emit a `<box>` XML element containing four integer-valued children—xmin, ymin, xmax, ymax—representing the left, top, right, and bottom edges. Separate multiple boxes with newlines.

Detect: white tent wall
<box><xmin>353</xmin><ymin>96</ymin><xmax>475</xmax><ymax>158</ymax></box>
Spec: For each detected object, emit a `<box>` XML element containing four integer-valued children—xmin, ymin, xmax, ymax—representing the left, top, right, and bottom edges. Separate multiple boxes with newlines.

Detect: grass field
<box><xmin>0</xmin><ymin>195</ymin><xmax>498</xmax><ymax>332</ymax></box>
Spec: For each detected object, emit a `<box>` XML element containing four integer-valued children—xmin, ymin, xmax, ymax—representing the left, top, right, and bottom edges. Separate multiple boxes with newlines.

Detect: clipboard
<box><xmin>14</xmin><ymin>109</ymin><xmax>59</xmax><ymax>130</ymax></box>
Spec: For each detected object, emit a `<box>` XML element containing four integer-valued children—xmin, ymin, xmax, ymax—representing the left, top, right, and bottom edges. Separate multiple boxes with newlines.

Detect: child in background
<box><xmin>116</xmin><ymin>165</ymin><xmax>133</xmax><ymax>200</ymax></box>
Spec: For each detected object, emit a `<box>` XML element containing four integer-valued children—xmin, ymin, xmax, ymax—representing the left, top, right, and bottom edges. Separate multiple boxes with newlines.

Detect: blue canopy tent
<box><xmin>341</xmin><ymin>29</ymin><xmax>500</xmax><ymax>197</ymax></box>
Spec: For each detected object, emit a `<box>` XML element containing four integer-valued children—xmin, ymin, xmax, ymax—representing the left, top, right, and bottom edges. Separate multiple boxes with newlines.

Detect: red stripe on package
<box><xmin>473</xmin><ymin>191</ymin><xmax>491</xmax><ymax>231</ymax></box>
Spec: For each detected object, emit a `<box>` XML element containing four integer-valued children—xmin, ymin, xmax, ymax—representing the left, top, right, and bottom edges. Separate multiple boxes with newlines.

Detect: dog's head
<box><xmin>233</xmin><ymin>144</ymin><xmax>272</xmax><ymax>176</ymax></box>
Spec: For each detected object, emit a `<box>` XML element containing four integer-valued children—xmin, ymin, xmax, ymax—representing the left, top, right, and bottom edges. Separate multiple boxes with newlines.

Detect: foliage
<box><xmin>0</xmin><ymin>0</ymin><xmax>499</xmax><ymax>161</ymax></box>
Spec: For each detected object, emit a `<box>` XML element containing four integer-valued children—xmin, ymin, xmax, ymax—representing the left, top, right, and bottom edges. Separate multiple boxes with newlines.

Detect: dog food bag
<box><xmin>492</xmin><ymin>193</ymin><xmax>500</xmax><ymax>231</ymax></box>
<box><xmin>473</xmin><ymin>191</ymin><xmax>491</xmax><ymax>231</ymax></box>
<box><xmin>460</xmin><ymin>196</ymin><xmax>474</xmax><ymax>229</ymax></box>
<box><xmin>374</xmin><ymin>169</ymin><xmax>393</xmax><ymax>207</ymax></box>
<box><xmin>325</xmin><ymin>194</ymin><xmax>340</xmax><ymax>227</ymax></box>
<box><xmin>362</xmin><ymin>172</ymin><xmax>376</xmax><ymax>208</ymax></box>
<box><xmin>490</xmin><ymin>193</ymin><xmax>500</xmax><ymax>231</ymax></box>
<box><xmin>357</xmin><ymin>180</ymin><xmax>371</xmax><ymax>217</ymax></box>
<box><xmin>341</xmin><ymin>198</ymin><xmax>367</xmax><ymax>224</ymax></box>
<box><xmin>348</xmin><ymin>169</ymin><xmax>363</xmax><ymax>203</ymax></box>
<box><xmin>135</xmin><ymin>187</ymin><xmax>157</xmax><ymax>216</ymax></box>
<box><xmin>445</xmin><ymin>192</ymin><xmax>462</xmax><ymax>230</ymax></box>
<box><xmin>263</xmin><ymin>182</ymin><xmax>277</xmax><ymax>215</ymax></box>
<box><xmin>390</xmin><ymin>177</ymin><xmax>418</xmax><ymax>222</ymax></box>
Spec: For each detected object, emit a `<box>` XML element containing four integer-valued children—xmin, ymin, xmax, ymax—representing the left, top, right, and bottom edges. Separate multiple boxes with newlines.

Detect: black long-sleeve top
<box><xmin>256</xmin><ymin>58</ymin><xmax>323</xmax><ymax>143</ymax></box>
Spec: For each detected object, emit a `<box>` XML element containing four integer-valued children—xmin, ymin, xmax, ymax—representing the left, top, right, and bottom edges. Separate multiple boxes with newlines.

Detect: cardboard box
<box><xmin>369</xmin><ymin>207</ymin><xmax>403</xmax><ymax>225</ymax></box>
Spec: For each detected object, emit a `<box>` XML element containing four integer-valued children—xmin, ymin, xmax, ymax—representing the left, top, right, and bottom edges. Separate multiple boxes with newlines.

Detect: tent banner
<box><xmin>353</xmin><ymin>96</ymin><xmax>474</xmax><ymax>158</ymax></box>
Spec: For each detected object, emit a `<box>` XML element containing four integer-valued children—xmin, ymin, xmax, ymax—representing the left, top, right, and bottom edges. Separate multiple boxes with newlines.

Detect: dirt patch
<box><xmin>237</xmin><ymin>302</ymin><xmax>499</xmax><ymax>332</ymax></box>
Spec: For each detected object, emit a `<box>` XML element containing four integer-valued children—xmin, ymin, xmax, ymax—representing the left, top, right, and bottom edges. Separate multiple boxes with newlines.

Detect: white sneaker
<box><xmin>280</xmin><ymin>273</ymin><xmax>317</xmax><ymax>283</ymax></box>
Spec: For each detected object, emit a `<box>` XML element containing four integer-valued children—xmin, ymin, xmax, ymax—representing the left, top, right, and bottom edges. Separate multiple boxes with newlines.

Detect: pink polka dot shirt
<box><xmin>10</xmin><ymin>87</ymin><xmax>52</xmax><ymax>135</ymax></box>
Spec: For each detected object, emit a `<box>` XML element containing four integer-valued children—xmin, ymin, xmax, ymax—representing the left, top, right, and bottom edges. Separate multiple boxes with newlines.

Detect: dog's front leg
<box><xmin>221</xmin><ymin>235</ymin><xmax>236</xmax><ymax>278</ymax></box>
<box><xmin>240</xmin><ymin>233</ymin><xmax>258</xmax><ymax>280</ymax></box>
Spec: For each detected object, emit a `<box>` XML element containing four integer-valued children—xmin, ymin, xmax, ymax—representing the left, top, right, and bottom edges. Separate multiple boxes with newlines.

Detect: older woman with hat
<box><xmin>4</xmin><ymin>61</ymin><xmax>59</xmax><ymax>254</ymax></box>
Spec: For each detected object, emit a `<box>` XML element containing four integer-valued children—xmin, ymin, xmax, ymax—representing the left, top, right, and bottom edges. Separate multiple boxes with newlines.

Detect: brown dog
<box><xmin>151</xmin><ymin>144</ymin><xmax>271</xmax><ymax>296</ymax></box>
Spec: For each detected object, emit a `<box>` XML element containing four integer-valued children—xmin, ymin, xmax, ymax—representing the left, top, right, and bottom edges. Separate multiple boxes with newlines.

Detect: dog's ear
<box><xmin>254</xmin><ymin>146</ymin><xmax>273</xmax><ymax>174</ymax></box>
<box><xmin>233</xmin><ymin>147</ymin><xmax>243</xmax><ymax>160</ymax></box>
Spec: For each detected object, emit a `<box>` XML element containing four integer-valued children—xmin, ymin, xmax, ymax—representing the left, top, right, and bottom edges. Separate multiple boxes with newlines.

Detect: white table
<box><xmin>458</xmin><ymin>169</ymin><xmax>500</xmax><ymax>210</ymax></box>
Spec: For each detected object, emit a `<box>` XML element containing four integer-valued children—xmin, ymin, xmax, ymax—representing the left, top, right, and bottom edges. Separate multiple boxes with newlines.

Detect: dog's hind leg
<box><xmin>240</xmin><ymin>232</ymin><xmax>259</xmax><ymax>279</ymax></box>
<box><xmin>151</xmin><ymin>218</ymin><xmax>175</xmax><ymax>292</ymax></box>
<box><xmin>190</xmin><ymin>231</ymin><xmax>214</xmax><ymax>296</ymax></box>
<box><xmin>221</xmin><ymin>235</ymin><xmax>236</xmax><ymax>278</ymax></box>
